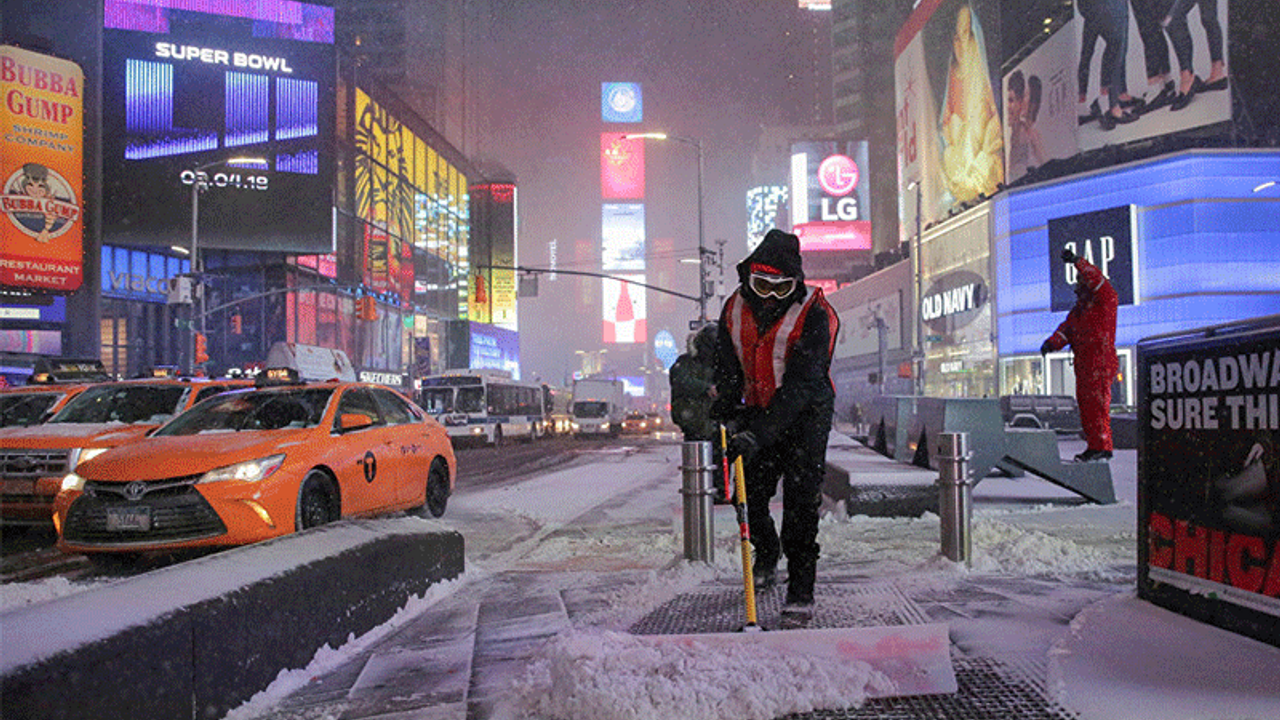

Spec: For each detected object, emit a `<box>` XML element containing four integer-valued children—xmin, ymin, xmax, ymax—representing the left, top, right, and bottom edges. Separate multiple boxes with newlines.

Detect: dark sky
<box><xmin>480</xmin><ymin>0</ymin><xmax>824</xmax><ymax>388</ymax></box>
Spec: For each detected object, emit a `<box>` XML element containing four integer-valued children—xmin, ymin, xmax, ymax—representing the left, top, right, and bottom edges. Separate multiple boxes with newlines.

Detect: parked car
<box><xmin>0</xmin><ymin>375</ymin><xmax>252</xmax><ymax>526</ymax></box>
<box><xmin>53</xmin><ymin>368</ymin><xmax>455</xmax><ymax>564</ymax></box>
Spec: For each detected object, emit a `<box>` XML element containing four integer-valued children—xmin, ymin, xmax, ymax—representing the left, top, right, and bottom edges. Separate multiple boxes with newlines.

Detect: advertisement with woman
<box><xmin>894</xmin><ymin>0</ymin><xmax>1004</xmax><ymax>243</ymax></box>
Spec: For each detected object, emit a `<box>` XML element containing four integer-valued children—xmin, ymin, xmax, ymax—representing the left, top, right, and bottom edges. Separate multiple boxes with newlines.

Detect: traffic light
<box><xmin>230</xmin><ymin>313</ymin><xmax>243</xmax><ymax>335</ymax></box>
<box><xmin>194</xmin><ymin>333</ymin><xmax>209</xmax><ymax>364</ymax></box>
<box><xmin>357</xmin><ymin>296</ymin><xmax>378</xmax><ymax>321</ymax></box>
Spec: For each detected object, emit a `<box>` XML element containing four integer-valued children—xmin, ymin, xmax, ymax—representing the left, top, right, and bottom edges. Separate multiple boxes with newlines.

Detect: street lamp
<box><xmin>907</xmin><ymin>179</ymin><xmax>924</xmax><ymax>396</ymax></box>
<box><xmin>621</xmin><ymin>132</ymin><xmax>707</xmax><ymax>323</ymax></box>
<box><xmin>183</xmin><ymin>156</ymin><xmax>266</xmax><ymax>372</ymax></box>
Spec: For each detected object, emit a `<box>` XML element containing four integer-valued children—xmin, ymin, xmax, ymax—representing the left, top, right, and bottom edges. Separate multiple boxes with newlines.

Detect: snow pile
<box><xmin>511</xmin><ymin>629</ymin><xmax>894</xmax><ymax>720</ymax></box>
<box><xmin>1</xmin><ymin>577</ymin><xmax>109</xmax><ymax>610</ymax></box>
<box><xmin>969</xmin><ymin>516</ymin><xmax>1132</xmax><ymax>579</ymax></box>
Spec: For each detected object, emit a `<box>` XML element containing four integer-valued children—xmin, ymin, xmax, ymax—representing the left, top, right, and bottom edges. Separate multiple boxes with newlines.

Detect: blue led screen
<box><xmin>102</xmin><ymin>0</ymin><xmax>335</xmax><ymax>254</ymax></box>
<box><xmin>601</xmin><ymin>82</ymin><xmax>642</xmax><ymax>123</ymax></box>
<box><xmin>993</xmin><ymin>152</ymin><xmax>1280</xmax><ymax>356</ymax></box>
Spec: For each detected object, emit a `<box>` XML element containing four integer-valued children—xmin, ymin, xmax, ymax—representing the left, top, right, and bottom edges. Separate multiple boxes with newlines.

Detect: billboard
<box><xmin>1003</xmin><ymin>2</ymin><xmax>1232</xmax><ymax>185</ymax></box>
<box><xmin>1046</xmin><ymin>205</ymin><xmax>1139</xmax><ymax>312</ymax></box>
<box><xmin>1</xmin><ymin>46</ymin><xmax>85</xmax><ymax>292</ymax></box>
<box><xmin>1138</xmin><ymin>318</ymin><xmax>1280</xmax><ymax>648</ymax></box>
<box><xmin>746</xmin><ymin>185</ymin><xmax>788</xmax><ymax>253</ymax></box>
<box><xmin>603</xmin><ymin>274</ymin><xmax>647</xmax><ymax>344</ymax></box>
<box><xmin>101</xmin><ymin>0</ymin><xmax>335</xmax><ymax>253</ymax></box>
<box><xmin>469</xmin><ymin>321</ymin><xmax>521</xmax><ymax>379</ymax></box>
<box><xmin>601</xmin><ymin>203</ymin><xmax>645</xmax><ymax>272</ymax></box>
<box><xmin>601</xmin><ymin>133</ymin><xmax>645</xmax><ymax>200</ymax></box>
<box><xmin>895</xmin><ymin>0</ymin><xmax>1004</xmax><ymax>240</ymax></box>
<box><xmin>471</xmin><ymin>182</ymin><xmax>517</xmax><ymax>330</ymax></box>
<box><xmin>601</xmin><ymin>82</ymin><xmax>642</xmax><ymax>123</ymax></box>
<box><xmin>790</xmin><ymin>141</ymin><xmax>872</xmax><ymax>252</ymax></box>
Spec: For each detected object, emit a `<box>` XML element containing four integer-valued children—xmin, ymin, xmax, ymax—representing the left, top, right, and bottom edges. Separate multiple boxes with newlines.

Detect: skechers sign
<box><xmin>921</xmin><ymin>270</ymin><xmax>988</xmax><ymax>333</ymax></box>
<box><xmin>1048</xmin><ymin>205</ymin><xmax>1138</xmax><ymax>312</ymax></box>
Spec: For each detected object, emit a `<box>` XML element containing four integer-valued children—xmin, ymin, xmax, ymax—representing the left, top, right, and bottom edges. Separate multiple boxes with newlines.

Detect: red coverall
<box><xmin>1042</xmin><ymin>257</ymin><xmax>1119</xmax><ymax>453</ymax></box>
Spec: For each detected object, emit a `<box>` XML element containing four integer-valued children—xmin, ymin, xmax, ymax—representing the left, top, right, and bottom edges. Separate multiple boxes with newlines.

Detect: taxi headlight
<box><xmin>198</xmin><ymin>454</ymin><xmax>285</xmax><ymax>484</ymax></box>
<box><xmin>68</xmin><ymin>447</ymin><xmax>108</xmax><ymax>471</ymax></box>
<box><xmin>61</xmin><ymin>472</ymin><xmax>86</xmax><ymax>492</ymax></box>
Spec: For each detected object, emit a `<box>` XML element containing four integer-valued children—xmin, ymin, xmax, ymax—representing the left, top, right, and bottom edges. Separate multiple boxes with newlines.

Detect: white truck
<box><xmin>570</xmin><ymin>378</ymin><xmax>626</xmax><ymax>437</ymax></box>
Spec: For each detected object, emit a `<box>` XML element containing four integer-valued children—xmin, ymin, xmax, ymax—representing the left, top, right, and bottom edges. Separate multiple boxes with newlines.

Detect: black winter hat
<box><xmin>736</xmin><ymin>229</ymin><xmax>804</xmax><ymax>286</ymax></box>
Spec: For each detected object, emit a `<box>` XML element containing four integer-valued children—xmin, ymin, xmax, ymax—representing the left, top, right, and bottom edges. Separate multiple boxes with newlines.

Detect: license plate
<box><xmin>106</xmin><ymin>506</ymin><xmax>151</xmax><ymax>531</ymax></box>
<box><xmin>1</xmin><ymin>479</ymin><xmax>36</xmax><ymax>495</ymax></box>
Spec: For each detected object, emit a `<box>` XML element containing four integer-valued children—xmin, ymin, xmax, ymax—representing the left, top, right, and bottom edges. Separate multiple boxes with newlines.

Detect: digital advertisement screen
<box><xmin>746</xmin><ymin>185</ymin><xmax>788</xmax><ymax>253</ymax></box>
<box><xmin>789</xmin><ymin>141</ymin><xmax>872</xmax><ymax>251</ymax></box>
<box><xmin>601</xmin><ymin>203</ymin><xmax>645</xmax><ymax>272</ymax></box>
<box><xmin>602</xmin><ymin>274</ymin><xmax>647</xmax><ymax>344</ymax></box>
<box><xmin>101</xmin><ymin>0</ymin><xmax>335</xmax><ymax>253</ymax></box>
<box><xmin>601</xmin><ymin>82</ymin><xmax>642</xmax><ymax>123</ymax></box>
<box><xmin>469</xmin><ymin>321</ymin><xmax>521</xmax><ymax>379</ymax></box>
<box><xmin>601</xmin><ymin>133</ymin><xmax>645</xmax><ymax>200</ymax></box>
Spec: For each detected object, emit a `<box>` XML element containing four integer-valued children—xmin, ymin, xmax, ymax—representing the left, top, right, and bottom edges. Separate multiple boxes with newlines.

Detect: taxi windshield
<box><xmin>52</xmin><ymin>384</ymin><xmax>187</xmax><ymax>425</ymax></box>
<box><xmin>0</xmin><ymin>391</ymin><xmax>62</xmax><ymax>427</ymax></box>
<box><xmin>155</xmin><ymin>387</ymin><xmax>334</xmax><ymax>435</ymax></box>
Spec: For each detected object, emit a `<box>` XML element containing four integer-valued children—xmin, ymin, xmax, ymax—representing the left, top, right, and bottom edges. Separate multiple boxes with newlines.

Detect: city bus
<box><xmin>418</xmin><ymin>370</ymin><xmax>544</xmax><ymax>445</ymax></box>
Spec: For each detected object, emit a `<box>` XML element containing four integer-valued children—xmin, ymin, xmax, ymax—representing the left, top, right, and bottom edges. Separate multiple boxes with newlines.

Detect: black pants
<box><xmin>743</xmin><ymin>401</ymin><xmax>832</xmax><ymax>603</ymax></box>
<box><xmin>1131</xmin><ymin>0</ymin><xmax>1172</xmax><ymax>79</ymax></box>
<box><xmin>1165</xmin><ymin>0</ymin><xmax>1223</xmax><ymax>74</ymax></box>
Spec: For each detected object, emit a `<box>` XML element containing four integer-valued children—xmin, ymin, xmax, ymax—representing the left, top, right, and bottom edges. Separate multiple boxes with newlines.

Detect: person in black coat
<box><xmin>711</xmin><ymin>229</ymin><xmax>839</xmax><ymax>620</ymax></box>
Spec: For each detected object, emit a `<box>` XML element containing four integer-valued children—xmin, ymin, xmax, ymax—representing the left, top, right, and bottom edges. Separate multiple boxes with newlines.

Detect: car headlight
<box><xmin>198</xmin><ymin>454</ymin><xmax>285</xmax><ymax>484</ymax></box>
<box><xmin>68</xmin><ymin>447</ymin><xmax>108</xmax><ymax>471</ymax></box>
<box><xmin>61</xmin><ymin>472</ymin><xmax>86</xmax><ymax>492</ymax></box>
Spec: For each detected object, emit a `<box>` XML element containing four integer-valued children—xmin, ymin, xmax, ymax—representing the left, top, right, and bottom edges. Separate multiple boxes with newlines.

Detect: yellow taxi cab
<box><xmin>0</xmin><ymin>357</ymin><xmax>113</xmax><ymax>428</ymax></box>
<box><xmin>53</xmin><ymin>368</ymin><xmax>456</xmax><ymax>562</ymax></box>
<box><xmin>0</xmin><ymin>373</ymin><xmax>252</xmax><ymax>526</ymax></box>
<box><xmin>621</xmin><ymin>411</ymin><xmax>651</xmax><ymax>434</ymax></box>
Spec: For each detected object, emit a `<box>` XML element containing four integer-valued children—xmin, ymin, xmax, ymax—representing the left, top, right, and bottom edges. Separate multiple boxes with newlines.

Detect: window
<box><xmin>335</xmin><ymin>387</ymin><xmax>383</xmax><ymax>429</ymax></box>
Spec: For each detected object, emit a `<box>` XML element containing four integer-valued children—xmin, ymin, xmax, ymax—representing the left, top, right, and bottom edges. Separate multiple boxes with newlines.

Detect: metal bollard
<box><xmin>936</xmin><ymin>432</ymin><xmax>973</xmax><ymax>566</ymax></box>
<box><xmin>680</xmin><ymin>440</ymin><xmax>716</xmax><ymax>563</ymax></box>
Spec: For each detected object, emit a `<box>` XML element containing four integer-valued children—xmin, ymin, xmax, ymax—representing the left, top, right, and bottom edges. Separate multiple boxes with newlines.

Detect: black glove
<box><xmin>1040</xmin><ymin>339</ymin><xmax>1053</xmax><ymax>355</ymax></box>
<box><xmin>727</xmin><ymin>431</ymin><xmax>759</xmax><ymax>464</ymax></box>
<box><xmin>1061</xmin><ymin>248</ymin><xmax>1077</xmax><ymax>264</ymax></box>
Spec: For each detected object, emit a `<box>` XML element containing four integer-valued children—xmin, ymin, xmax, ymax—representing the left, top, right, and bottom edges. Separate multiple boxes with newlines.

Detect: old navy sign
<box><xmin>1048</xmin><ymin>205</ymin><xmax>1138</xmax><ymax>312</ymax></box>
<box><xmin>921</xmin><ymin>270</ymin><xmax>988</xmax><ymax>333</ymax></box>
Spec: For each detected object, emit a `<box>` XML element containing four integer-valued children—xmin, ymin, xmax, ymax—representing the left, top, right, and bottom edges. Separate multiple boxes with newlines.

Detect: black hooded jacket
<box><xmin>711</xmin><ymin>229</ymin><xmax>838</xmax><ymax>448</ymax></box>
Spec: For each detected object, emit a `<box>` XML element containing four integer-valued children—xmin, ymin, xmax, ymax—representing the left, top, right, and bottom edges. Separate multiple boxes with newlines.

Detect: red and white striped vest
<box><xmin>723</xmin><ymin>287</ymin><xmax>837</xmax><ymax>407</ymax></box>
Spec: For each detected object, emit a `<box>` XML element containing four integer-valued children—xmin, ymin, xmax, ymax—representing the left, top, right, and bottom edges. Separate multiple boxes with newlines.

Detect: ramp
<box><xmin>1000</xmin><ymin>428</ymin><xmax>1116</xmax><ymax>504</ymax></box>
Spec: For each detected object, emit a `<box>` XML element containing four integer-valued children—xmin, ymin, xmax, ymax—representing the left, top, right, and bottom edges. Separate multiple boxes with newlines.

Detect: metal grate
<box><xmin>629</xmin><ymin>581</ymin><xmax>929</xmax><ymax>635</ymax></box>
<box><xmin>796</xmin><ymin>656</ymin><xmax>1079</xmax><ymax>720</ymax></box>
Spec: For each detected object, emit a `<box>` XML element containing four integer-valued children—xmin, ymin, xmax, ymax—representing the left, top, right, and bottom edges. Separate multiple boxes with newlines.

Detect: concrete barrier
<box><xmin>1</xmin><ymin>516</ymin><xmax>464</xmax><ymax>720</ymax></box>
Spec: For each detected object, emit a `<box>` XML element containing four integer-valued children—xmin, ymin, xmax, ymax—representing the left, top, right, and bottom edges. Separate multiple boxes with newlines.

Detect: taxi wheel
<box><xmin>296</xmin><ymin>470</ymin><xmax>338</xmax><ymax>530</ymax></box>
<box><xmin>425</xmin><ymin>457</ymin><xmax>450</xmax><ymax>518</ymax></box>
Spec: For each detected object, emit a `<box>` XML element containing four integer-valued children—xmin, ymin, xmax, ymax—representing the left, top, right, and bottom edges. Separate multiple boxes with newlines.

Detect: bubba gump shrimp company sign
<box><xmin>1</xmin><ymin>45</ymin><xmax>84</xmax><ymax>292</ymax></box>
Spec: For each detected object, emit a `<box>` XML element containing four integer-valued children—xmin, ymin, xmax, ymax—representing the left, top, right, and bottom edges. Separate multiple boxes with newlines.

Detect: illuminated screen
<box><xmin>601</xmin><ymin>203</ymin><xmax>645</xmax><ymax>272</ymax></box>
<box><xmin>603</xmin><ymin>274</ymin><xmax>647</xmax><ymax>344</ymax></box>
<box><xmin>746</xmin><ymin>185</ymin><xmax>788</xmax><ymax>253</ymax></box>
<box><xmin>101</xmin><ymin>0</ymin><xmax>335</xmax><ymax>253</ymax></box>
<box><xmin>601</xmin><ymin>82</ymin><xmax>642</xmax><ymax>123</ymax></box>
<box><xmin>469</xmin><ymin>322</ymin><xmax>521</xmax><ymax>379</ymax></box>
<box><xmin>601</xmin><ymin>133</ymin><xmax>645</xmax><ymax>200</ymax></box>
<box><xmin>619</xmin><ymin>376</ymin><xmax>645</xmax><ymax>396</ymax></box>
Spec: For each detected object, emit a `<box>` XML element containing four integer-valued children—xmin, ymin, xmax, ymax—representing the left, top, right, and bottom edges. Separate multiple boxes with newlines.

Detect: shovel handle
<box><xmin>724</xmin><ymin>422</ymin><xmax>759</xmax><ymax>627</ymax></box>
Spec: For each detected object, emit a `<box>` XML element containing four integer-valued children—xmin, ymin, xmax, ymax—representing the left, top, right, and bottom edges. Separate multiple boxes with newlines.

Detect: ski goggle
<box><xmin>749</xmin><ymin>272</ymin><xmax>797</xmax><ymax>299</ymax></box>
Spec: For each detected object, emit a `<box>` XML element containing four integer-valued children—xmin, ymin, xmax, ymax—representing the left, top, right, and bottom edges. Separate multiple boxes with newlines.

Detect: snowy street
<box><xmin>202</xmin><ymin>432</ymin><xmax>1280</xmax><ymax>720</ymax></box>
<box><xmin>4</xmin><ymin>432</ymin><xmax>1278</xmax><ymax>719</ymax></box>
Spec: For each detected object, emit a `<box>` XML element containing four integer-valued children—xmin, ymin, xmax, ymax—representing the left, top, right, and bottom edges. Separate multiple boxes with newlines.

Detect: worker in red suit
<box><xmin>1041</xmin><ymin>248</ymin><xmax>1119</xmax><ymax>462</ymax></box>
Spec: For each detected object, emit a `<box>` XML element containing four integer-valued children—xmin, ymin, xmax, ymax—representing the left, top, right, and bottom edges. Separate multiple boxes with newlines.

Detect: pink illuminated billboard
<box><xmin>793</xmin><ymin>220</ymin><xmax>872</xmax><ymax>251</ymax></box>
<box><xmin>601</xmin><ymin>133</ymin><xmax>645</xmax><ymax>200</ymax></box>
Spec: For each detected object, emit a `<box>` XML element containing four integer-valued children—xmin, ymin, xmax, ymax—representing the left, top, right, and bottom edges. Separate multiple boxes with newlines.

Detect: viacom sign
<box><xmin>921</xmin><ymin>270</ymin><xmax>988</xmax><ymax>334</ymax></box>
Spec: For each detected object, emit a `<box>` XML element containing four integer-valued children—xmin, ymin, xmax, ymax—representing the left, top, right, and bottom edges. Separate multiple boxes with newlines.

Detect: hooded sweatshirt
<box><xmin>712</xmin><ymin>229</ymin><xmax>839</xmax><ymax>447</ymax></box>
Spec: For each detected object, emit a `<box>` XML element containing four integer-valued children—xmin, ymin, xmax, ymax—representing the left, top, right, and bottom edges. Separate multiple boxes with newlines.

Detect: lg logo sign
<box><xmin>817</xmin><ymin>154</ymin><xmax>861</xmax><ymax>222</ymax></box>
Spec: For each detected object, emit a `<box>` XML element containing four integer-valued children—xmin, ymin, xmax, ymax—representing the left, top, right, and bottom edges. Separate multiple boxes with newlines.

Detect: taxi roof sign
<box><xmin>264</xmin><ymin>342</ymin><xmax>357</xmax><ymax>383</ymax></box>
